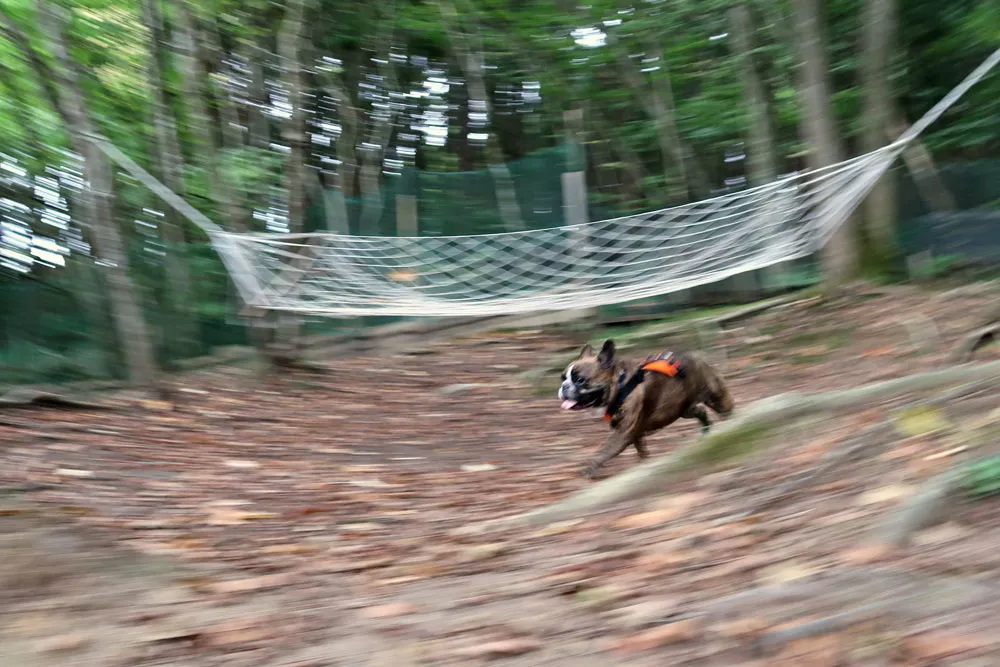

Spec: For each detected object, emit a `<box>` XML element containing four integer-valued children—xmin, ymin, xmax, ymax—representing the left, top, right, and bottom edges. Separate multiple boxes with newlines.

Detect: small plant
<box><xmin>929</xmin><ymin>254</ymin><xmax>965</xmax><ymax>278</ymax></box>
<box><xmin>962</xmin><ymin>455</ymin><xmax>1000</xmax><ymax>499</ymax></box>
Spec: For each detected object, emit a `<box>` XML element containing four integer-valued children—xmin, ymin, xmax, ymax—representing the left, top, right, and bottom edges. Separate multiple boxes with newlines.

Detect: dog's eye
<box><xmin>570</xmin><ymin>370</ymin><xmax>583</xmax><ymax>384</ymax></box>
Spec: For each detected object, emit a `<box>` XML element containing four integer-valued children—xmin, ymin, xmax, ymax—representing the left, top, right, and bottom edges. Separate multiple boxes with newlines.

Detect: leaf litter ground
<box><xmin>2</xmin><ymin>284</ymin><xmax>1000</xmax><ymax>666</ymax></box>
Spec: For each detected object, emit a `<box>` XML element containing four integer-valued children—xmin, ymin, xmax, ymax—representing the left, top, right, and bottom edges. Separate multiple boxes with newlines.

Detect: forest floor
<box><xmin>2</xmin><ymin>283</ymin><xmax>1000</xmax><ymax>666</ymax></box>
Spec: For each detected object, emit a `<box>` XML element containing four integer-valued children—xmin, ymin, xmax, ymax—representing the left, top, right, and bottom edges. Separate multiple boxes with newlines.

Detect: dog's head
<box><xmin>558</xmin><ymin>339</ymin><xmax>619</xmax><ymax>411</ymax></box>
<box><xmin>701</xmin><ymin>363</ymin><xmax>735</xmax><ymax>418</ymax></box>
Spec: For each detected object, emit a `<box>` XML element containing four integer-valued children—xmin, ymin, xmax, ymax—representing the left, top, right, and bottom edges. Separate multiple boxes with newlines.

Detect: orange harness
<box><xmin>602</xmin><ymin>352</ymin><xmax>682</xmax><ymax>424</ymax></box>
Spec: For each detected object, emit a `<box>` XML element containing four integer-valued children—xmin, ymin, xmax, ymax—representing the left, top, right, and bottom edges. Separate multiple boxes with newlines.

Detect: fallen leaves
<box><xmin>2</xmin><ymin>292</ymin><xmax>1000</xmax><ymax>666</ymax></box>
<box><xmin>461</xmin><ymin>463</ymin><xmax>498</xmax><ymax>472</ymax></box>
<box><xmin>892</xmin><ymin>405</ymin><xmax>950</xmax><ymax>437</ymax></box>
<box><xmin>609</xmin><ymin>598</ymin><xmax>682</xmax><ymax>630</ymax></box>
<box><xmin>837</xmin><ymin>544</ymin><xmax>895</xmax><ymax>565</ymax></box>
<box><xmin>206</xmin><ymin>508</ymin><xmax>279</xmax><ymax>525</ymax></box>
<box><xmin>612</xmin><ymin>619</ymin><xmax>700</xmax><ymax>653</ymax></box>
<box><xmin>35</xmin><ymin>632</ymin><xmax>92</xmax><ymax>654</ymax></box>
<box><xmin>856</xmin><ymin>483</ymin><xmax>917</xmax><ymax>506</ymax></box>
<box><xmin>457</xmin><ymin>542</ymin><xmax>509</xmax><ymax>563</ymax></box>
<box><xmin>453</xmin><ymin>637</ymin><xmax>542</xmax><ymax>658</ymax></box>
<box><xmin>614</xmin><ymin>507</ymin><xmax>684</xmax><ymax>531</ymax></box>
<box><xmin>360</xmin><ymin>601</ymin><xmax>420</xmax><ymax>619</ymax></box>
<box><xmin>196</xmin><ymin>618</ymin><xmax>275</xmax><ymax>648</ymax></box>
<box><xmin>207</xmin><ymin>573</ymin><xmax>296</xmax><ymax>594</ymax></box>
<box><xmin>223</xmin><ymin>459</ymin><xmax>260</xmax><ymax>469</ymax></box>
<box><xmin>757</xmin><ymin>561</ymin><xmax>819</xmax><ymax>586</ymax></box>
<box><xmin>902</xmin><ymin>630</ymin><xmax>995</xmax><ymax>661</ymax></box>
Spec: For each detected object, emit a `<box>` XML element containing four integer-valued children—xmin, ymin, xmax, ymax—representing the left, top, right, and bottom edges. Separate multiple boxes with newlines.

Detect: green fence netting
<box><xmin>3</xmin><ymin>153</ymin><xmax>997</xmax><ymax>387</ymax></box>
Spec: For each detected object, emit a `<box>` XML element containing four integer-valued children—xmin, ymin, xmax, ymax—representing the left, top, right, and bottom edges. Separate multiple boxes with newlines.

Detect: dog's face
<box><xmin>702</xmin><ymin>368</ymin><xmax>735</xmax><ymax>417</ymax></box>
<box><xmin>558</xmin><ymin>339</ymin><xmax>618</xmax><ymax>411</ymax></box>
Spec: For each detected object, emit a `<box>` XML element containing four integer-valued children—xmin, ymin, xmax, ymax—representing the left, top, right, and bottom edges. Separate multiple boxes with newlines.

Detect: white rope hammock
<box><xmin>88</xmin><ymin>48</ymin><xmax>1000</xmax><ymax>319</ymax></box>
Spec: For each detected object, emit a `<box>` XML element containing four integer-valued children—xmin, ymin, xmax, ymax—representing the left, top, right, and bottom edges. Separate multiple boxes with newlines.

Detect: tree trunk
<box><xmin>277</xmin><ymin>0</ymin><xmax>310</xmax><ymax>235</ymax></box>
<box><xmin>24</xmin><ymin>3</ymin><xmax>159</xmax><ymax>387</ymax></box>
<box><xmin>860</xmin><ymin>0</ymin><xmax>898</xmax><ymax>253</ymax></box>
<box><xmin>793</xmin><ymin>0</ymin><xmax>858</xmax><ymax>285</ymax></box>
<box><xmin>440</xmin><ymin>0</ymin><xmax>525</xmax><ymax>231</ymax></box>
<box><xmin>887</xmin><ymin>117</ymin><xmax>956</xmax><ymax>213</ymax></box>
<box><xmin>261</xmin><ymin>0</ymin><xmax>312</xmax><ymax>366</ymax></box>
<box><xmin>456</xmin><ymin>93</ymin><xmax>475</xmax><ymax>172</ymax></box>
<box><xmin>316</xmin><ymin>70</ymin><xmax>359</xmax><ymax>233</ymax></box>
<box><xmin>200</xmin><ymin>21</ymin><xmax>246</xmax><ymax>157</ymax></box>
<box><xmin>173</xmin><ymin>2</ymin><xmax>244</xmax><ymax>231</ymax></box>
<box><xmin>729</xmin><ymin>4</ymin><xmax>779</xmax><ymax>185</ymax></box>
<box><xmin>609</xmin><ymin>30</ymin><xmax>708</xmax><ymax>202</ymax></box>
<box><xmin>356</xmin><ymin>47</ymin><xmax>397</xmax><ymax>235</ymax></box>
<box><xmin>140</xmin><ymin>0</ymin><xmax>197</xmax><ymax>359</ymax></box>
<box><xmin>247</xmin><ymin>42</ymin><xmax>271</xmax><ymax>150</ymax></box>
<box><xmin>643</xmin><ymin>36</ymin><xmax>711</xmax><ymax>200</ymax></box>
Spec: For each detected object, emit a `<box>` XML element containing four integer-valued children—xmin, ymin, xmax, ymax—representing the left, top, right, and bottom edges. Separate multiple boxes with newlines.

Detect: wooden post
<box><xmin>396</xmin><ymin>195</ymin><xmax>418</xmax><ymax>236</ymax></box>
<box><xmin>396</xmin><ymin>166</ymin><xmax>419</xmax><ymax>237</ymax></box>
<box><xmin>562</xmin><ymin>108</ymin><xmax>588</xmax><ymax>227</ymax></box>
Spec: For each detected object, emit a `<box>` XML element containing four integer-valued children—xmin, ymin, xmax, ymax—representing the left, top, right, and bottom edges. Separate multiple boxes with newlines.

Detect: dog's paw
<box><xmin>581</xmin><ymin>465</ymin><xmax>599</xmax><ymax>479</ymax></box>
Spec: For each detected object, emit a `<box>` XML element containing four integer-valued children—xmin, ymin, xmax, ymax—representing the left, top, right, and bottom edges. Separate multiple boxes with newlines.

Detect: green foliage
<box><xmin>962</xmin><ymin>455</ymin><xmax>1000</xmax><ymax>499</ymax></box>
<box><xmin>0</xmin><ymin>0</ymin><xmax>998</xmax><ymax>385</ymax></box>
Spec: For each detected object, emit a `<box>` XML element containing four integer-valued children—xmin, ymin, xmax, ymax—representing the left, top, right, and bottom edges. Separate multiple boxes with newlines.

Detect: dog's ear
<box><xmin>598</xmin><ymin>339</ymin><xmax>616</xmax><ymax>369</ymax></box>
<box><xmin>577</xmin><ymin>343</ymin><xmax>594</xmax><ymax>359</ymax></box>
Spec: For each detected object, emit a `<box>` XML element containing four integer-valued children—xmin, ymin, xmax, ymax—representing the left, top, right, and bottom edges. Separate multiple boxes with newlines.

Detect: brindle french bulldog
<box><xmin>558</xmin><ymin>339</ymin><xmax>734</xmax><ymax>478</ymax></box>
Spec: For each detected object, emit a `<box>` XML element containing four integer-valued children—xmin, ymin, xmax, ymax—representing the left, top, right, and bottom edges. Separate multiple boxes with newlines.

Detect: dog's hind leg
<box><xmin>682</xmin><ymin>404</ymin><xmax>711</xmax><ymax>434</ymax></box>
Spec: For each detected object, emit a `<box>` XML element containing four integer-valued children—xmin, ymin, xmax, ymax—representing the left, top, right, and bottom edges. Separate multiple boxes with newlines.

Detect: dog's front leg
<box><xmin>633</xmin><ymin>437</ymin><xmax>649</xmax><ymax>459</ymax></box>
<box><xmin>582</xmin><ymin>431</ymin><xmax>632</xmax><ymax>479</ymax></box>
<box><xmin>682</xmin><ymin>404</ymin><xmax>711</xmax><ymax>434</ymax></box>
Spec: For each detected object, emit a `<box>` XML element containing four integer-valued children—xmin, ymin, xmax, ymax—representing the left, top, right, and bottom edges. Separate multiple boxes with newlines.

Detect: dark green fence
<box><xmin>2</xmin><ymin>156</ymin><xmax>996</xmax><ymax>387</ymax></box>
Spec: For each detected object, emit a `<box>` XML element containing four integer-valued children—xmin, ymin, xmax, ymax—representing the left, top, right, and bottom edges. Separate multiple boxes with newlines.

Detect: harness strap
<box><xmin>603</xmin><ymin>352</ymin><xmax>683</xmax><ymax>425</ymax></box>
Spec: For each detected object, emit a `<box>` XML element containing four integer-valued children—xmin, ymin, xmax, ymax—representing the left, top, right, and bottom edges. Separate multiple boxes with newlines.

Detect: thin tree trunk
<box><xmin>793</xmin><ymin>0</ymin><xmax>858</xmax><ymax>285</ymax></box>
<box><xmin>582</xmin><ymin>103</ymin><xmax>646</xmax><ymax>202</ymax></box>
<box><xmin>173</xmin><ymin>2</ymin><xmax>244</xmax><ymax>231</ymax></box>
<box><xmin>456</xmin><ymin>93</ymin><xmax>475</xmax><ymax>172</ymax></box>
<box><xmin>356</xmin><ymin>53</ymin><xmax>397</xmax><ymax>235</ymax></box>
<box><xmin>140</xmin><ymin>0</ymin><xmax>196</xmax><ymax>359</ymax></box>
<box><xmin>608</xmin><ymin>30</ymin><xmax>708</xmax><ymax>202</ymax></box>
<box><xmin>316</xmin><ymin>71</ymin><xmax>360</xmax><ymax>233</ymax></box>
<box><xmin>643</xmin><ymin>36</ymin><xmax>711</xmax><ymax>199</ymax></box>
<box><xmin>860</xmin><ymin>0</ymin><xmax>898</xmax><ymax>253</ymax></box>
<box><xmin>887</xmin><ymin>116</ymin><xmax>956</xmax><ymax>213</ymax></box>
<box><xmin>729</xmin><ymin>4</ymin><xmax>779</xmax><ymax>185</ymax></box>
<box><xmin>200</xmin><ymin>21</ymin><xmax>246</xmax><ymax>156</ymax></box>
<box><xmin>13</xmin><ymin>3</ymin><xmax>159</xmax><ymax>387</ymax></box>
<box><xmin>0</xmin><ymin>63</ymin><xmax>46</xmax><ymax>162</ymax></box>
<box><xmin>247</xmin><ymin>42</ymin><xmax>271</xmax><ymax>150</ymax></box>
<box><xmin>261</xmin><ymin>0</ymin><xmax>312</xmax><ymax>366</ymax></box>
<box><xmin>277</xmin><ymin>0</ymin><xmax>309</xmax><ymax>235</ymax></box>
<box><xmin>440</xmin><ymin>0</ymin><xmax>525</xmax><ymax>231</ymax></box>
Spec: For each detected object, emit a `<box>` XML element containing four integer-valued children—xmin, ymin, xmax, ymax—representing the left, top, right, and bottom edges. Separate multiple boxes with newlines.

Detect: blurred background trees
<box><xmin>0</xmin><ymin>0</ymin><xmax>997</xmax><ymax>385</ymax></box>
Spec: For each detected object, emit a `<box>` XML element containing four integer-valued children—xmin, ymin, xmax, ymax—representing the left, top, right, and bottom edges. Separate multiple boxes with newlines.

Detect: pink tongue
<box><xmin>561</xmin><ymin>400</ymin><xmax>578</xmax><ymax>410</ymax></box>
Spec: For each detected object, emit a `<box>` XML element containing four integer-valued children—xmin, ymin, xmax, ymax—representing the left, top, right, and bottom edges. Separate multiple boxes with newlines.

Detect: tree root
<box><xmin>951</xmin><ymin>323</ymin><xmax>999</xmax><ymax>363</ymax></box>
<box><xmin>753</xmin><ymin>600</ymin><xmax>896</xmax><ymax>655</ymax></box>
<box><xmin>468</xmin><ymin>360</ymin><xmax>1000</xmax><ymax>530</ymax></box>
<box><xmin>0</xmin><ymin>389</ymin><xmax>112</xmax><ymax>410</ymax></box>
<box><xmin>868</xmin><ymin>466</ymin><xmax>967</xmax><ymax>549</ymax></box>
<box><xmin>705</xmin><ymin>569</ymin><xmax>998</xmax><ymax>656</ymax></box>
<box><xmin>743</xmin><ymin>422</ymin><xmax>894</xmax><ymax>516</ymax></box>
<box><xmin>745</xmin><ymin>377</ymin><xmax>1000</xmax><ymax>517</ymax></box>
